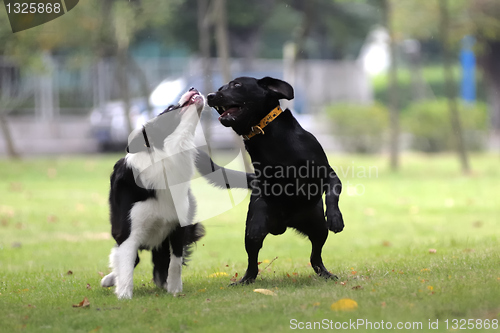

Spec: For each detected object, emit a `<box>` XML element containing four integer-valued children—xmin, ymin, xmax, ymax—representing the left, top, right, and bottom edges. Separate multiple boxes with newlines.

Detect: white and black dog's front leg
<box><xmin>166</xmin><ymin>225</ymin><xmax>184</xmax><ymax>295</ymax></box>
<box><xmin>324</xmin><ymin>166</ymin><xmax>344</xmax><ymax>233</ymax></box>
<box><xmin>112</xmin><ymin>237</ymin><xmax>140</xmax><ymax>299</ymax></box>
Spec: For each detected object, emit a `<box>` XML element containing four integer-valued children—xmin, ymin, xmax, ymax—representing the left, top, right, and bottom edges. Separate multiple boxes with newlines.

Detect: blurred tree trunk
<box><xmin>214</xmin><ymin>0</ymin><xmax>231</xmax><ymax>82</ymax></box>
<box><xmin>198</xmin><ymin>0</ymin><xmax>213</xmax><ymax>145</ymax></box>
<box><xmin>294</xmin><ymin>0</ymin><xmax>315</xmax><ymax>59</ymax></box>
<box><xmin>114</xmin><ymin>2</ymin><xmax>134</xmax><ymax>135</ymax></box>
<box><xmin>116</xmin><ymin>49</ymin><xmax>133</xmax><ymax>134</ymax></box>
<box><xmin>384</xmin><ymin>0</ymin><xmax>400</xmax><ymax>171</ymax></box>
<box><xmin>129</xmin><ymin>58</ymin><xmax>153</xmax><ymax>118</ymax></box>
<box><xmin>0</xmin><ymin>112</ymin><xmax>19</xmax><ymax>159</ymax></box>
<box><xmin>480</xmin><ymin>41</ymin><xmax>500</xmax><ymax>151</ymax></box>
<box><xmin>439</xmin><ymin>0</ymin><xmax>470</xmax><ymax>174</ymax></box>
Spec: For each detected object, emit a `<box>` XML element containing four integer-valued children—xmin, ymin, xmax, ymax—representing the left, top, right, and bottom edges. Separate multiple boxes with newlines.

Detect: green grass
<box><xmin>1</xmin><ymin>153</ymin><xmax>499</xmax><ymax>332</ymax></box>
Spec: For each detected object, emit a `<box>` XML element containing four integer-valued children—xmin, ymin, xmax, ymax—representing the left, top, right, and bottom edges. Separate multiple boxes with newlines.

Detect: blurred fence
<box><xmin>0</xmin><ymin>55</ymin><xmax>371</xmax><ymax>155</ymax></box>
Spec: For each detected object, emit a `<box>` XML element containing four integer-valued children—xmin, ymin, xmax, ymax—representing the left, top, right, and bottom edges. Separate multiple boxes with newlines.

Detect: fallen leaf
<box><xmin>197</xmin><ymin>289</ymin><xmax>206</xmax><ymax>293</ymax></box>
<box><xmin>429</xmin><ymin>249</ymin><xmax>437</xmax><ymax>254</ymax></box>
<box><xmin>47</xmin><ymin>215</ymin><xmax>58</xmax><ymax>223</ymax></box>
<box><xmin>9</xmin><ymin>182</ymin><xmax>23</xmax><ymax>192</ymax></box>
<box><xmin>472</xmin><ymin>221</ymin><xmax>483</xmax><ymax>228</ymax></box>
<box><xmin>382</xmin><ymin>241</ymin><xmax>391</xmax><ymax>247</ymax></box>
<box><xmin>47</xmin><ymin>168</ymin><xmax>57</xmax><ymax>178</ymax></box>
<box><xmin>312</xmin><ymin>302</ymin><xmax>320</xmax><ymax>307</ymax></box>
<box><xmin>427</xmin><ymin>286</ymin><xmax>434</xmax><ymax>291</ymax></box>
<box><xmin>253</xmin><ymin>289</ymin><xmax>276</xmax><ymax>296</ymax></box>
<box><xmin>330</xmin><ymin>298</ymin><xmax>358</xmax><ymax>311</ymax></box>
<box><xmin>208</xmin><ymin>272</ymin><xmax>229</xmax><ymax>278</ymax></box>
<box><xmin>420</xmin><ymin>268</ymin><xmax>430</xmax><ymax>272</ymax></box>
<box><xmin>352</xmin><ymin>285</ymin><xmax>362</xmax><ymax>290</ymax></box>
<box><xmin>67</xmin><ymin>270</ymin><xmax>73</xmax><ymax>275</ymax></box>
<box><xmin>86</xmin><ymin>284</ymin><xmax>91</xmax><ymax>290</ymax></box>
<box><xmin>72</xmin><ymin>297</ymin><xmax>90</xmax><ymax>308</ymax></box>
<box><xmin>97</xmin><ymin>272</ymin><xmax>104</xmax><ymax>278</ymax></box>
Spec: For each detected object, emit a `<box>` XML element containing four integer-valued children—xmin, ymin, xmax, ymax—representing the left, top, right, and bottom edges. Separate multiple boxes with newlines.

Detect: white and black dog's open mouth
<box><xmin>127</xmin><ymin>88</ymin><xmax>205</xmax><ymax>153</ymax></box>
<box><xmin>163</xmin><ymin>88</ymin><xmax>205</xmax><ymax>114</ymax></box>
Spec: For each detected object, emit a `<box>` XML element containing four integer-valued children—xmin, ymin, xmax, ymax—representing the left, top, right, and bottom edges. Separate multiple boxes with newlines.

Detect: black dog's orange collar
<box><xmin>243</xmin><ymin>105</ymin><xmax>283</xmax><ymax>140</ymax></box>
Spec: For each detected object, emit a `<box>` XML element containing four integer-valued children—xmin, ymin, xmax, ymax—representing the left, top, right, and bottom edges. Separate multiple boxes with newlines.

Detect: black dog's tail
<box><xmin>183</xmin><ymin>222</ymin><xmax>205</xmax><ymax>265</ymax></box>
<box><xmin>195</xmin><ymin>148</ymin><xmax>255</xmax><ymax>189</ymax></box>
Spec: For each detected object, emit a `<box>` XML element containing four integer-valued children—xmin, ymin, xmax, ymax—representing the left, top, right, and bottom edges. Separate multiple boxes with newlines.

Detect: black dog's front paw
<box><xmin>229</xmin><ymin>276</ymin><xmax>255</xmax><ymax>286</ymax></box>
<box><xmin>318</xmin><ymin>270</ymin><xmax>339</xmax><ymax>280</ymax></box>
<box><xmin>326</xmin><ymin>210</ymin><xmax>344</xmax><ymax>233</ymax></box>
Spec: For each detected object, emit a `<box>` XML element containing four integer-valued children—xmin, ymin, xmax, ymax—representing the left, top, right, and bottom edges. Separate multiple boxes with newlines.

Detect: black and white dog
<box><xmin>101</xmin><ymin>88</ymin><xmax>205</xmax><ymax>299</ymax></box>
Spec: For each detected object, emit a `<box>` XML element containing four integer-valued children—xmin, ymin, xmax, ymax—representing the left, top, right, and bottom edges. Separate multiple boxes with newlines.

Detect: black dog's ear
<box><xmin>257</xmin><ymin>77</ymin><xmax>294</xmax><ymax>100</ymax></box>
<box><xmin>126</xmin><ymin>128</ymin><xmax>149</xmax><ymax>153</ymax></box>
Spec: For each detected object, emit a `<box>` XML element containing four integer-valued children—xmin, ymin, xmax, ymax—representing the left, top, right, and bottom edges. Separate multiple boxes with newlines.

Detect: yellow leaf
<box><xmin>253</xmin><ymin>289</ymin><xmax>276</xmax><ymax>296</ymax></box>
<box><xmin>208</xmin><ymin>272</ymin><xmax>229</xmax><ymax>278</ymax></box>
<box><xmin>330</xmin><ymin>298</ymin><xmax>358</xmax><ymax>311</ymax></box>
<box><xmin>72</xmin><ymin>297</ymin><xmax>90</xmax><ymax>308</ymax></box>
<box><xmin>427</xmin><ymin>286</ymin><xmax>434</xmax><ymax>291</ymax></box>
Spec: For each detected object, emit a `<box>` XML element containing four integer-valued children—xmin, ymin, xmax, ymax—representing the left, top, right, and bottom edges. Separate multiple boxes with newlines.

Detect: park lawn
<box><xmin>0</xmin><ymin>152</ymin><xmax>499</xmax><ymax>332</ymax></box>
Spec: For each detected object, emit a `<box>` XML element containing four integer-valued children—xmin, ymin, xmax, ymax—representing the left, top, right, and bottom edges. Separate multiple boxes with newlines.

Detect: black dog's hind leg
<box><xmin>324</xmin><ymin>166</ymin><xmax>344</xmax><ymax>233</ymax></box>
<box><xmin>233</xmin><ymin>196</ymin><xmax>269</xmax><ymax>285</ymax></box>
<box><xmin>294</xmin><ymin>202</ymin><xmax>338</xmax><ymax>280</ymax></box>
<box><xmin>152</xmin><ymin>238</ymin><xmax>170</xmax><ymax>289</ymax></box>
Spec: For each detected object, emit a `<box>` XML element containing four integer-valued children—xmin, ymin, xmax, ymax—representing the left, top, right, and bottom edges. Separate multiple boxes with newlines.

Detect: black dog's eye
<box><xmin>234</xmin><ymin>82</ymin><xmax>242</xmax><ymax>88</ymax></box>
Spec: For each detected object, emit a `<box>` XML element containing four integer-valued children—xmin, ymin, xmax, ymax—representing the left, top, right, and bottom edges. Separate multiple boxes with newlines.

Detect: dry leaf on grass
<box><xmin>72</xmin><ymin>297</ymin><xmax>90</xmax><ymax>308</ymax></box>
<box><xmin>429</xmin><ymin>249</ymin><xmax>437</xmax><ymax>254</ymax></box>
<box><xmin>253</xmin><ymin>289</ymin><xmax>276</xmax><ymax>296</ymax></box>
<box><xmin>208</xmin><ymin>272</ymin><xmax>229</xmax><ymax>278</ymax></box>
<box><xmin>330</xmin><ymin>298</ymin><xmax>358</xmax><ymax>311</ymax></box>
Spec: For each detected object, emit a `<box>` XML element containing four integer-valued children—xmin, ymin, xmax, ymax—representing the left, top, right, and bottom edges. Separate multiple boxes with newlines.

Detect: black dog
<box><xmin>203</xmin><ymin>77</ymin><xmax>344</xmax><ymax>284</ymax></box>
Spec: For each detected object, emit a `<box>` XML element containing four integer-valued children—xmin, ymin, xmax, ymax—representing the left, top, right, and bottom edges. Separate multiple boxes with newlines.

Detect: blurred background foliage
<box><xmin>0</xmin><ymin>0</ymin><xmax>500</xmax><ymax>163</ymax></box>
<box><xmin>325</xmin><ymin>103</ymin><xmax>388</xmax><ymax>154</ymax></box>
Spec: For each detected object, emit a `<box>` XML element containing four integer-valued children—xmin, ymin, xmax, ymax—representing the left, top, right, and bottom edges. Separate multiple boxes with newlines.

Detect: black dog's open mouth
<box><xmin>213</xmin><ymin>105</ymin><xmax>243</xmax><ymax>123</ymax></box>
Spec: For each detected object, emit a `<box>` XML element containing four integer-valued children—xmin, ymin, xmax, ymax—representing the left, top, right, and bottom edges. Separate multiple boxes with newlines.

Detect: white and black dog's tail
<box><xmin>182</xmin><ymin>222</ymin><xmax>205</xmax><ymax>265</ymax></box>
<box><xmin>195</xmin><ymin>148</ymin><xmax>255</xmax><ymax>190</ymax></box>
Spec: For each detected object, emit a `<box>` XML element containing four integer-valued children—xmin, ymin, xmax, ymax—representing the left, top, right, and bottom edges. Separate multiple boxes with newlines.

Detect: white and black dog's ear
<box><xmin>257</xmin><ymin>77</ymin><xmax>294</xmax><ymax>100</ymax></box>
